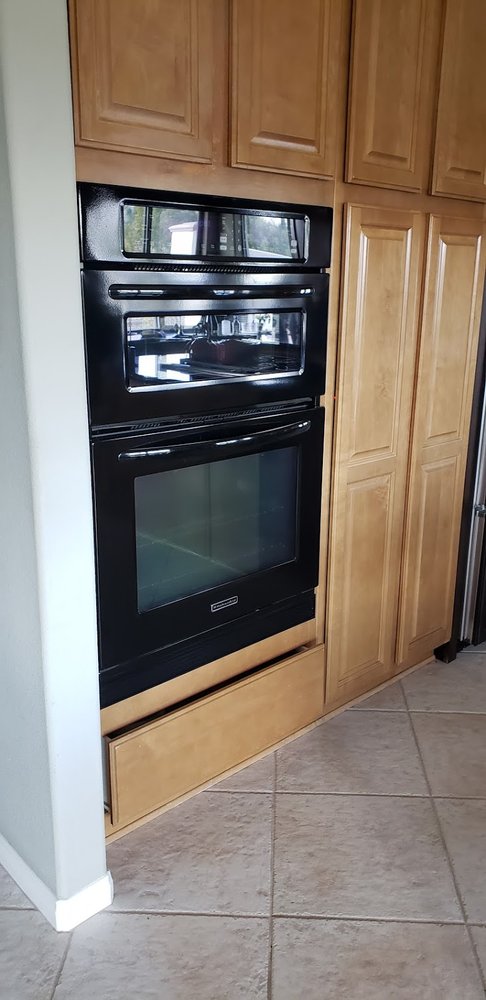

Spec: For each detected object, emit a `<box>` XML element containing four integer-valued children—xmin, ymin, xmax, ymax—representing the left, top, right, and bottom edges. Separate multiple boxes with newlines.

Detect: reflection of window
<box><xmin>123</xmin><ymin>204</ymin><xmax>201</xmax><ymax>255</ymax></box>
<box><xmin>245</xmin><ymin>216</ymin><xmax>295</xmax><ymax>259</ymax></box>
<box><xmin>122</xmin><ymin>203</ymin><xmax>307</xmax><ymax>260</ymax></box>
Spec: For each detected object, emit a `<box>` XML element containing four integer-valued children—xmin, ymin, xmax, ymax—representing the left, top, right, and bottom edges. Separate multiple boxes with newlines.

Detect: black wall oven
<box><xmin>78</xmin><ymin>184</ymin><xmax>332</xmax><ymax>708</ymax></box>
<box><xmin>93</xmin><ymin>407</ymin><xmax>323</xmax><ymax>707</ymax></box>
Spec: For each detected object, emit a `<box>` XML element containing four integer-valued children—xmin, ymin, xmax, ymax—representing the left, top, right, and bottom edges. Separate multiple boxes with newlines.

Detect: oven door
<box><xmin>83</xmin><ymin>269</ymin><xmax>328</xmax><ymax>427</ymax></box>
<box><xmin>92</xmin><ymin>407</ymin><xmax>324</xmax><ymax>697</ymax></box>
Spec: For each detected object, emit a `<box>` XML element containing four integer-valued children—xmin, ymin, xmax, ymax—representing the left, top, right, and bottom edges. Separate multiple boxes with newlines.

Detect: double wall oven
<box><xmin>79</xmin><ymin>184</ymin><xmax>332</xmax><ymax>708</ymax></box>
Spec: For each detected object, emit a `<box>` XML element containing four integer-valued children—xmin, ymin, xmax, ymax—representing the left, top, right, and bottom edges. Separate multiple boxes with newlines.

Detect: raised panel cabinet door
<box><xmin>396</xmin><ymin>217</ymin><xmax>486</xmax><ymax>669</ymax></box>
<box><xmin>346</xmin><ymin>0</ymin><xmax>442</xmax><ymax>191</ymax></box>
<box><xmin>231</xmin><ymin>0</ymin><xmax>341</xmax><ymax>178</ymax></box>
<box><xmin>433</xmin><ymin>0</ymin><xmax>486</xmax><ymax>200</ymax></box>
<box><xmin>325</xmin><ymin>206</ymin><xmax>425</xmax><ymax>708</ymax></box>
<box><xmin>70</xmin><ymin>0</ymin><xmax>217</xmax><ymax>161</ymax></box>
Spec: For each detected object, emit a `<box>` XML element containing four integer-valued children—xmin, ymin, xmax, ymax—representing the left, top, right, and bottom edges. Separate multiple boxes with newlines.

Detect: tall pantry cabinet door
<box><xmin>325</xmin><ymin>207</ymin><xmax>425</xmax><ymax>708</ymax></box>
<box><xmin>70</xmin><ymin>0</ymin><xmax>218</xmax><ymax>162</ymax></box>
<box><xmin>347</xmin><ymin>0</ymin><xmax>442</xmax><ymax>192</ymax></box>
<box><xmin>396</xmin><ymin>217</ymin><xmax>486</xmax><ymax>669</ymax></box>
<box><xmin>432</xmin><ymin>0</ymin><xmax>486</xmax><ymax>201</ymax></box>
<box><xmin>231</xmin><ymin>0</ymin><xmax>341</xmax><ymax>178</ymax></box>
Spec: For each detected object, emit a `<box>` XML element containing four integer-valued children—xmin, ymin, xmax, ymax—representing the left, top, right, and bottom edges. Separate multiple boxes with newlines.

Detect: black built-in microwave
<box><xmin>78</xmin><ymin>183</ymin><xmax>332</xmax><ymax>429</ymax></box>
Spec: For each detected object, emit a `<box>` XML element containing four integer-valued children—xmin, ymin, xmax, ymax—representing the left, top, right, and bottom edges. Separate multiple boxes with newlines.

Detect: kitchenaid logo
<box><xmin>211</xmin><ymin>596</ymin><xmax>239</xmax><ymax>613</ymax></box>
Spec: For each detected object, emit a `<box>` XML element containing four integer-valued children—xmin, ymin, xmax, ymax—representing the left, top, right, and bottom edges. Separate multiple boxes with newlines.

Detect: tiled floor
<box><xmin>3</xmin><ymin>649</ymin><xmax>486</xmax><ymax>998</ymax></box>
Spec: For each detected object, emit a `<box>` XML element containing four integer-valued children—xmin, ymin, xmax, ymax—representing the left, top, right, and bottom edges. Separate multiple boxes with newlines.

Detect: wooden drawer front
<box><xmin>107</xmin><ymin>647</ymin><xmax>324</xmax><ymax>830</ymax></box>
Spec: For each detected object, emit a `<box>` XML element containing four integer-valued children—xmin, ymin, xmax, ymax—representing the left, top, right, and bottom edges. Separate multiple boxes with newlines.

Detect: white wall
<box><xmin>0</xmin><ymin>0</ymin><xmax>110</xmax><ymax>925</ymax></box>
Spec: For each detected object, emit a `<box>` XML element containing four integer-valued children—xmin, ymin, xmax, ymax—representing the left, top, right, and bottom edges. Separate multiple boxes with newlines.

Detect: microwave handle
<box><xmin>118</xmin><ymin>418</ymin><xmax>311</xmax><ymax>462</ymax></box>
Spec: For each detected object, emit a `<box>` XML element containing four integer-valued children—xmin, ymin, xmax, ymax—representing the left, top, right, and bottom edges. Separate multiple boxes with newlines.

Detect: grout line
<box><xmin>100</xmin><ymin>907</ymin><xmax>466</xmax><ymax>926</ymax></box>
<box><xmin>0</xmin><ymin>905</ymin><xmax>35</xmax><ymax>912</ymax></box>
<box><xmin>208</xmin><ymin>788</ymin><xmax>274</xmax><ymax>794</ymax></box>
<box><xmin>349</xmin><ymin>707</ymin><xmax>407</xmax><ymax>713</ymax></box>
<box><xmin>267</xmin><ymin>753</ymin><xmax>277</xmax><ymax>1000</ymax></box>
<box><xmin>354</xmin><ymin>708</ymin><xmax>486</xmax><ymax>716</ymax></box>
<box><xmin>402</xmin><ymin>682</ymin><xmax>486</xmax><ymax>995</ymax></box>
<box><xmin>408</xmin><ymin>709</ymin><xmax>486</xmax><ymax>716</ymax></box>
<box><xmin>206</xmin><ymin>789</ymin><xmax>486</xmax><ymax>800</ymax></box>
<box><xmin>205</xmin><ymin>789</ymin><xmax>271</xmax><ymax>796</ymax></box>
<box><xmin>105</xmin><ymin>909</ymin><xmax>271</xmax><ymax>919</ymax></box>
<box><xmin>48</xmin><ymin>930</ymin><xmax>72</xmax><ymax>1000</ymax></box>
<box><xmin>273</xmin><ymin>791</ymin><xmax>431</xmax><ymax>798</ymax></box>
<box><xmin>271</xmin><ymin>913</ymin><xmax>467</xmax><ymax>925</ymax></box>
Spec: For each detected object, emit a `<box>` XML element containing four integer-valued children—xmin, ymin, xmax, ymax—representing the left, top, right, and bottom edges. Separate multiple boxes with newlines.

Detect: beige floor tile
<box><xmin>0</xmin><ymin>910</ymin><xmax>67</xmax><ymax>1000</ymax></box>
<box><xmin>54</xmin><ymin>912</ymin><xmax>268</xmax><ymax>1000</ymax></box>
<box><xmin>436</xmin><ymin>799</ymin><xmax>486</xmax><ymax>922</ymax></box>
<box><xmin>350</xmin><ymin>682</ymin><xmax>406</xmax><ymax>711</ymax></box>
<box><xmin>210</xmin><ymin>753</ymin><xmax>275</xmax><ymax>792</ymax></box>
<box><xmin>0</xmin><ymin>863</ymin><xmax>33</xmax><ymax>908</ymax></box>
<box><xmin>470</xmin><ymin>926</ymin><xmax>486</xmax><ymax>981</ymax></box>
<box><xmin>403</xmin><ymin>658</ymin><xmax>486</xmax><ymax>713</ymax></box>
<box><xmin>411</xmin><ymin>713</ymin><xmax>486</xmax><ymax>797</ymax></box>
<box><xmin>271</xmin><ymin>919</ymin><xmax>484</xmax><ymax>1000</ymax></box>
<box><xmin>108</xmin><ymin>791</ymin><xmax>272</xmax><ymax>915</ymax></box>
<box><xmin>273</xmin><ymin>794</ymin><xmax>460</xmax><ymax>919</ymax></box>
<box><xmin>463</xmin><ymin>642</ymin><xmax>486</xmax><ymax>653</ymax></box>
<box><xmin>276</xmin><ymin>711</ymin><xmax>427</xmax><ymax>795</ymax></box>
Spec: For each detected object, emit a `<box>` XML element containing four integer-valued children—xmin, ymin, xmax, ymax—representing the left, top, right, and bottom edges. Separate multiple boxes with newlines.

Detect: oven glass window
<box><xmin>122</xmin><ymin>203</ymin><xmax>307</xmax><ymax>260</ymax></box>
<box><xmin>125</xmin><ymin>310</ymin><xmax>304</xmax><ymax>386</ymax></box>
<box><xmin>134</xmin><ymin>446</ymin><xmax>298</xmax><ymax>613</ymax></box>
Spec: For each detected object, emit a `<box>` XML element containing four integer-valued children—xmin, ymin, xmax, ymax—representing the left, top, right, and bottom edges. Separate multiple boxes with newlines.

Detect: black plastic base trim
<box><xmin>99</xmin><ymin>591</ymin><xmax>315</xmax><ymax>709</ymax></box>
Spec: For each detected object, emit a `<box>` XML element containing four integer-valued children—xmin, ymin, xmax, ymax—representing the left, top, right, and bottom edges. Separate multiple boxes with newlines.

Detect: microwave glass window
<box><xmin>244</xmin><ymin>215</ymin><xmax>302</xmax><ymax>259</ymax></box>
<box><xmin>125</xmin><ymin>310</ymin><xmax>304</xmax><ymax>387</ymax></box>
<box><xmin>134</xmin><ymin>446</ymin><xmax>298</xmax><ymax>612</ymax></box>
<box><xmin>121</xmin><ymin>203</ymin><xmax>307</xmax><ymax>260</ymax></box>
<box><xmin>123</xmin><ymin>204</ymin><xmax>201</xmax><ymax>256</ymax></box>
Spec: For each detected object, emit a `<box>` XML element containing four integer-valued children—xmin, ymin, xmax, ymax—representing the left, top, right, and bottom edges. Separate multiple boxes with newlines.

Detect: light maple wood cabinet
<box><xmin>70</xmin><ymin>0</ymin><xmax>219</xmax><ymax>162</ymax></box>
<box><xmin>69</xmin><ymin>0</ymin><xmax>486</xmax><ymax>203</ymax></box>
<box><xmin>325</xmin><ymin>205</ymin><xmax>425</xmax><ymax>706</ymax></box>
<box><xmin>433</xmin><ymin>0</ymin><xmax>486</xmax><ymax>201</ymax></box>
<box><xmin>326</xmin><ymin>208</ymin><xmax>486</xmax><ymax>707</ymax></box>
<box><xmin>397</xmin><ymin>217</ymin><xmax>486</xmax><ymax>668</ymax></box>
<box><xmin>346</xmin><ymin>0</ymin><xmax>442</xmax><ymax>192</ymax></box>
<box><xmin>231</xmin><ymin>0</ymin><xmax>342</xmax><ymax>178</ymax></box>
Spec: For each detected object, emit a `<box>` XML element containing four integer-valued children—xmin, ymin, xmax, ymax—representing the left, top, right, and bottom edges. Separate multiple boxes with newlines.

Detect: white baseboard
<box><xmin>0</xmin><ymin>830</ymin><xmax>113</xmax><ymax>931</ymax></box>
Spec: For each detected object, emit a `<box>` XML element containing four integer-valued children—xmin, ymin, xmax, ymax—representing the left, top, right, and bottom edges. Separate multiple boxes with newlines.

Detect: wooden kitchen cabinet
<box><xmin>396</xmin><ymin>216</ymin><xmax>486</xmax><ymax>669</ymax></box>
<box><xmin>346</xmin><ymin>0</ymin><xmax>442</xmax><ymax>192</ymax></box>
<box><xmin>231</xmin><ymin>0</ymin><xmax>342</xmax><ymax>178</ymax></box>
<box><xmin>325</xmin><ymin>205</ymin><xmax>425</xmax><ymax>707</ymax></box>
<box><xmin>69</xmin><ymin>0</ymin><xmax>219</xmax><ymax>162</ymax></box>
<box><xmin>433</xmin><ymin>0</ymin><xmax>486</xmax><ymax>201</ymax></box>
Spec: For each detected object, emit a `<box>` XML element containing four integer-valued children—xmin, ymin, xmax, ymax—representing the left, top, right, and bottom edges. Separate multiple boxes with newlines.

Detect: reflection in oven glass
<box><xmin>134</xmin><ymin>447</ymin><xmax>298</xmax><ymax>612</ymax></box>
<box><xmin>125</xmin><ymin>311</ymin><xmax>303</xmax><ymax>387</ymax></box>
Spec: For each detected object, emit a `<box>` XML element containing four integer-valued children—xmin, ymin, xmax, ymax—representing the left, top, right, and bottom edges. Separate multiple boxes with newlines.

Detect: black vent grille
<box><xmin>133</xmin><ymin>263</ymin><xmax>306</xmax><ymax>274</ymax></box>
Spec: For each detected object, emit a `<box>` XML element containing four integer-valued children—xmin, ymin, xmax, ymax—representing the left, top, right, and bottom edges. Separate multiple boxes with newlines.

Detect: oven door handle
<box><xmin>118</xmin><ymin>418</ymin><xmax>311</xmax><ymax>463</ymax></box>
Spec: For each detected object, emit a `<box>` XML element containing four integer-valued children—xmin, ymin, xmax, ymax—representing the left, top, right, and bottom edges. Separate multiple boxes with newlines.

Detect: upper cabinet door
<box><xmin>346</xmin><ymin>0</ymin><xmax>442</xmax><ymax>192</ymax></box>
<box><xmin>397</xmin><ymin>217</ymin><xmax>486</xmax><ymax>669</ymax></box>
<box><xmin>433</xmin><ymin>0</ymin><xmax>486</xmax><ymax>201</ymax></box>
<box><xmin>231</xmin><ymin>0</ymin><xmax>341</xmax><ymax>178</ymax></box>
<box><xmin>325</xmin><ymin>205</ymin><xmax>425</xmax><ymax>708</ymax></box>
<box><xmin>70</xmin><ymin>0</ymin><xmax>217</xmax><ymax>162</ymax></box>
